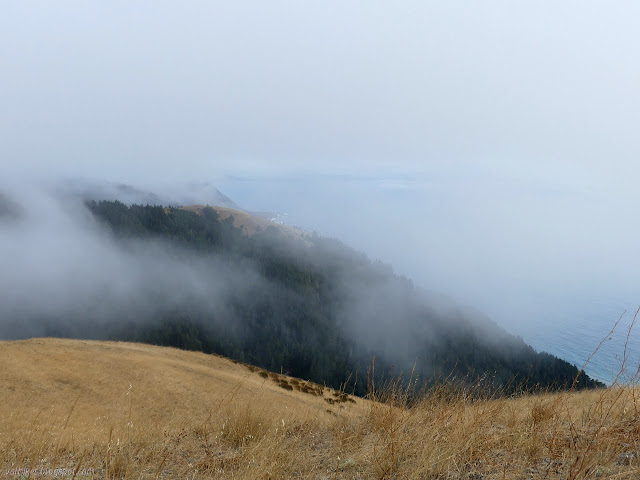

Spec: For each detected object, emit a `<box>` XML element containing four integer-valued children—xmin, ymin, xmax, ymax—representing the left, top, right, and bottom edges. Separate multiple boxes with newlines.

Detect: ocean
<box><xmin>217</xmin><ymin>174</ymin><xmax>640</xmax><ymax>386</ymax></box>
<box><xmin>504</xmin><ymin>294</ymin><xmax>640</xmax><ymax>386</ymax></box>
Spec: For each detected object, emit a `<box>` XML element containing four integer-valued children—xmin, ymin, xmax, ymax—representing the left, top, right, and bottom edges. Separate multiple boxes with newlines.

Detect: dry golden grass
<box><xmin>179</xmin><ymin>205</ymin><xmax>309</xmax><ymax>240</ymax></box>
<box><xmin>1</xmin><ymin>338</ymin><xmax>640</xmax><ymax>479</ymax></box>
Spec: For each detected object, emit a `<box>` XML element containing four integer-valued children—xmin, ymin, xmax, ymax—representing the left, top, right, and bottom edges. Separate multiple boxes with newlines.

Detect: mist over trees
<box><xmin>0</xmin><ymin>194</ymin><xmax>601</xmax><ymax>395</ymax></box>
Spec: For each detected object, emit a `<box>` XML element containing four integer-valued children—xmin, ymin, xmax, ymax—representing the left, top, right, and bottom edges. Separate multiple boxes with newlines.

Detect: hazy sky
<box><xmin>2</xmin><ymin>2</ymin><xmax>640</xmax><ymax>373</ymax></box>
<box><xmin>2</xmin><ymin>2</ymin><xmax>639</xmax><ymax>183</ymax></box>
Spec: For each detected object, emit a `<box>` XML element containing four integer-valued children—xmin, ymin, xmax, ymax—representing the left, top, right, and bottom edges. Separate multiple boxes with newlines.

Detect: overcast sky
<box><xmin>2</xmin><ymin>2</ymin><xmax>640</xmax><ymax>374</ymax></box>
<box><xmin>2</xmin><ymin>2</ymin><xmax>639</xmax><ymax>184</ymax></box>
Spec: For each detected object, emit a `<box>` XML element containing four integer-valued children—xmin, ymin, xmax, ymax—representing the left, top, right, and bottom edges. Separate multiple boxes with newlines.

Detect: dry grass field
<box><xmin>1</xmin><ymin>338</ymin><xmax>640</xmax><ymax>479</ymax></box>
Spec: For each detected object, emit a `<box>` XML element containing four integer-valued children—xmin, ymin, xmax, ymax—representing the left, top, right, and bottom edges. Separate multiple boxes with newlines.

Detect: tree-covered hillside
<box><xmin>18</xmin><ymin>200</ymin><xmax>603</xmax><ymax>394</ymax></box>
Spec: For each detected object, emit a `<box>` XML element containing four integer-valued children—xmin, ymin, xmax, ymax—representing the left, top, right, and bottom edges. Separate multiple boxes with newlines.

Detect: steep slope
<box><xmin>0</xmin><ymin>196</ymin><xmax>602</xmax><ymax>394</ymax></box>
<box><xmin>87</xmin><ymin>202</ymin><xmax>602</xmax><ymax>392</ymax></box>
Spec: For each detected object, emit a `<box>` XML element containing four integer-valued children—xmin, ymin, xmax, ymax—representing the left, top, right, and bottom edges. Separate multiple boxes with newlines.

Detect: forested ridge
<box><xmin>32</xmin><ymin>200</ymin><xmax>604</xmax><ymax>394</ymax></box>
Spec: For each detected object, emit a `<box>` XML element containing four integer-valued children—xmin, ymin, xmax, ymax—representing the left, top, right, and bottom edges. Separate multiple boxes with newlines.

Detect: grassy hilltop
<box><xmin>1</xmin><ymin>338</ymin><xmax>638</xmax><ymax>479</ymax></box>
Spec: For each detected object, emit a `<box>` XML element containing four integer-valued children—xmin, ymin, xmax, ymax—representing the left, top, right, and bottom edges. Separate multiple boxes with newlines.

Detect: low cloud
<box><xmin>0</xmin><ymin>183</ymin><xmax>263</xmax><ymax>339</ymax></box>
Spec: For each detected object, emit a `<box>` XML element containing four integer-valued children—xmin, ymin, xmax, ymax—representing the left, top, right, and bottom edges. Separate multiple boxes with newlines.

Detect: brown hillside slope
<box><xmin>2</xmin><ymin>338</ymin><xmax>640</xmax><ymax>479</ymax></box>
<box><xmin>181</xmin><ymin>205</ymin><xmax>309</xmax><ymax>240</ymax></box>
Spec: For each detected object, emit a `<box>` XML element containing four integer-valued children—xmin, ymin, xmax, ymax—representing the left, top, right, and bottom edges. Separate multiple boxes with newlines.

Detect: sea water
<box><xmin>507</xmin><ymin>294</ymin><xmax>640</xmax><ymax>385</ymax></box>
<box><xmin>218</xmin><ymin>174</ymin><xmax>640</xmax><ymax>386</ymax></box>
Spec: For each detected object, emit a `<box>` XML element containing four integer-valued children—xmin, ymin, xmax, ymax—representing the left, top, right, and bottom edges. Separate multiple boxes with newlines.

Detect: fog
<box><xmin>2</xmin><ymin>2</ymin><xmax>640</xmax><ymax>379</ymax></box>
<box><xmin>0</xmin><ymin>183</ymin><xmax>494</xmax><ymax>387</ymax></box>
<box><xmin>216</xmin><ymin>172</ymin><xmax>640</xmax><ymax>382</ymax></box>
<box><xmin>0</xmin><ymin>185</ymin><xmax>266</xmax><ymax>339</ymax></box>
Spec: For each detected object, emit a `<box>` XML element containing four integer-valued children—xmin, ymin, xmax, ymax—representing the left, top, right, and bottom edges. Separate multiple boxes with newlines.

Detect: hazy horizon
<box><xmin>2</xmin><ymin>2</ymin><xmax>640</xmax><ymax>381</ymax></box>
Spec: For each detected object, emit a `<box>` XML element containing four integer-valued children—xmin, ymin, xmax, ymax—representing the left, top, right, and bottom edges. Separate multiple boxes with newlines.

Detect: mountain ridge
<box><xmin>57</xmin><ymin>178</ymin><xmax>242</xmax><ymax>210</ymax></box>
<box><xmin>0</xmin><ymin>192</ymin><xmax>602</xmax><ymax>394</ymax></box>
<box><xmin>81</xmin><ymin>201</ymin><xmax>603</xmax><ymax>393</ymax></box>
